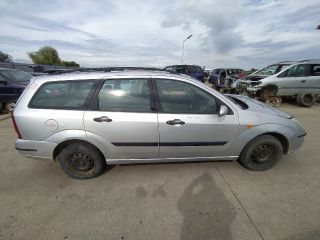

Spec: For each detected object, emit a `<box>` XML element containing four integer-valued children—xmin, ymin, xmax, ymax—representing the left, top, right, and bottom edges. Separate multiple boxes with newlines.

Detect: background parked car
<box><xmin>208</xmin><ymin>68</ymin><xmax>245</xmax><ymax>92</ymax></box>
<box><xmin>244</xmin><ymin>61</ymin><xmax>295</xmax><ymax>82</ymax></box>
<box><xmin>246</xmin><ymin>60</ymin><xmax>320</xmax><ymax>107</ymax></box>
<box><xmin>164</xmin><ymin>65</ymin><xmax>205</xmax><ymax>82</ymax></box>
<box><xmin>0</xmin><ymin>67</ymin><xmax>32</xmax><ymax>112</ymax></box>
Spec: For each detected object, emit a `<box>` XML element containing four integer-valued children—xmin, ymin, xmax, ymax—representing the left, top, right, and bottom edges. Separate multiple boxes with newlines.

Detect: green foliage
<box><xmin>0</xmin><ymin>50</ymin><xmax>13</xmax><ymax>62</ymax></box>
<box><xmin>61</xmin><ymin>60</ymin><xmax>80</xmax><ymax>67</ymax></box>
<box><xmin>27</xmin><ymin>46</ymin><xmax>61</xmax><ymax>65</ymax></box>
<box><xmin>27</xmin><ymin>46</ymin><xmax>80</xmax><ymax>67</ymax></box>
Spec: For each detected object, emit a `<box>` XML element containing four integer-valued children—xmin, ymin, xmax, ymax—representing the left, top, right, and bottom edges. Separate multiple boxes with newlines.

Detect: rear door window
<box><xmin>29</xmin><ymin>80</ymin><xmax>95</xmax><ymax>109</ymax></box>
<box><xmin>309</xmin><ymin>64</ymin><xmax>320</xmax><ymax>76</ymax></box>
<box><xmin>97</xmin><ymin>79</ymin><xmax>152</xmax><ymax>112</ymax></box>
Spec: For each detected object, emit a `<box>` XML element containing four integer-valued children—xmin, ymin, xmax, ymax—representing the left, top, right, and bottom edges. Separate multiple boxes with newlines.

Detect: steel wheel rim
<box><xmin>251</xmin><ymin>144</ymin><xmax>274</xmax><ymax>163</ymax></box>
<box><xmin>303</xmin><ymin>94</ymin><xmax>313</xmax><ymax>104</ymax></box>
<box><xmin>68</xmin><ymin>152</ymin><xmax>94</xmax><ymax>172</ymax></box>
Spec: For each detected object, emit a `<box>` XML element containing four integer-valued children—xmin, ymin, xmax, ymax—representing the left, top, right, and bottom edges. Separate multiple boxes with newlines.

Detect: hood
<box><xmin>246</xmin><ymin>75</ymin><xmax>267</xmax><ymax>81</ymax></box>
<box><xmin>227</xmin><ymin>95</ymin><xmax>292</xmax><ymax>119</ymax></box>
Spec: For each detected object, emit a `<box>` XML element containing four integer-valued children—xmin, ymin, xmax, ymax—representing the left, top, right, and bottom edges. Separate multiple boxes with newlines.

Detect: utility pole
<box><xmin>181</xmin><ymin>34</ymin><xmax>192</xmax><ymax>64</ymax></box>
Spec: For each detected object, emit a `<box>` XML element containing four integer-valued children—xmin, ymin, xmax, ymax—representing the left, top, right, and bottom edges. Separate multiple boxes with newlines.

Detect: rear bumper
<box><xmin>15</xmin><ymin>139</ymin><xmax>56</xmax><ymax>159</ymax></box>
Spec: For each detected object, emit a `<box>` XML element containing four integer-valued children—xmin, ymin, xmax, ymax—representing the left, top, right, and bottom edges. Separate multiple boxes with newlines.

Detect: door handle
<box><xmin>301</xmin><ymin>80</ymin><xmax>306</xmax><ymax>83</ymax></box>
<box><xmin>93</xmin><ymin>116</ymin><xmax>112</xmax><ymax>123</ymax></box>
<box><xmin>166</xmin><ymin>119</ymin><xmax>185</xmax><ymax>125</ymax></box>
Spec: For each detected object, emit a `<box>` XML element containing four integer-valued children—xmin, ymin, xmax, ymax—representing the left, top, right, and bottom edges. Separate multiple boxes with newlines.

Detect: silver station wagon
<box><xmin>13</xmin><ymin>68</ymin><xmax>306</xmax><ymax>179</ymax></box>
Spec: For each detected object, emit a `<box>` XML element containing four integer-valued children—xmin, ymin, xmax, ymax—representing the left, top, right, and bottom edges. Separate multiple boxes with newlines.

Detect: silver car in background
<box><xmin>246</xmin><ymin>60</ymin><xmax>320</xmax><ymax>107</ymax></box>
<box><xmin>13</xmin><ymin>68</ymin><xmax>306</xmax><ymax>179</ymax></box>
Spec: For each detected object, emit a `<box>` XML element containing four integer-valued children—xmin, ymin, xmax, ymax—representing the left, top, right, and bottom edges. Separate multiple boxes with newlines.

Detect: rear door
<box><xmin>154</xmin><ymin>78</ymin><xmax>239</xmax><ymax>159</ymax></box>
<box><xmin>83</xmin><ymin>78</ymin><xmax>159</xmax><ymax>160</ymax></box>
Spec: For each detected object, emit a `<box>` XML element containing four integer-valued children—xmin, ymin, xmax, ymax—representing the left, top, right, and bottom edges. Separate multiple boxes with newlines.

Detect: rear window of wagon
<box><xmin>29</xmin><ymin>80</ymin><xmax>95</xmax><ymax>109</ymax></box>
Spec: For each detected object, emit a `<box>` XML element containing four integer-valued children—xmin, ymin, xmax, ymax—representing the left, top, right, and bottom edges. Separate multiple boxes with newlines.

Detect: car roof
<box><xmin>165</xmin><ymin>64</ymin><xmax>201</xmax><ymax>67</ymax></box>
<box><xmin>299</xmin><ymin>59</ymin><xmax>320</xmax><ymax>64</ymax></box>
<box><xmin>213</xmin><ymin>68</ymin><xmax>243</xmax><ymax>70</ymax></box>
<box><xmin>32</xmin><ymin>69</ymin><xmax>194</xmax><ymax>83</ymax></box>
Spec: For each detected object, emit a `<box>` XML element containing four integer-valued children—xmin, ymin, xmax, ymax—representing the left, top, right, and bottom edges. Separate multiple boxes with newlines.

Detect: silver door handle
<box><xmin>93</xmin><ymin>116</ymin><xmax>112</xmax><ymax>123</ymax></box>
<box><xmin>166</xmin><ymin>119</ymin><xmax>185</xmax><ymax>125</ymax></box>
<box><xmin>301</xmin><ymin>80</ymin><xmax>306</xmax><ymax>83</ymax></box>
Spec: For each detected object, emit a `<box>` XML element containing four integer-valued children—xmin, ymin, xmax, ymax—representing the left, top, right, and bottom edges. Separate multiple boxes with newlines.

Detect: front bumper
<box><xmin>15</xmin><ymin>139</ymin><xmax>57</xmax><ymax>159</ymax></box>
<box><xmin>287</xmin><ymin>133</ymin><xmax>306</xmax><ymax>154</ymax></box>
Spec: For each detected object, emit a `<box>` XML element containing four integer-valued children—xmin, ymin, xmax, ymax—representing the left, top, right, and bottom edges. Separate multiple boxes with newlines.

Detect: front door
<box><xmin>83</xmin><ymin>78</ymin><xmax>159</xmax><ymax>159</ymax></box>
<box><xmin>276</xmin><ymin>64</ymin><xmax>308</xmax><ymax>96</ymax></box>
<box><xmin>154</xmin><ymin>78</ymin><xmax>239</xmax><ymax>159</ymax></box>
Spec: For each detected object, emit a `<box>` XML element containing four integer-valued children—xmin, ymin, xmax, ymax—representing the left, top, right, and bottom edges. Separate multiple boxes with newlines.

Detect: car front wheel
<box><xmin>239</xmin><ymin>135</ymin><xmax>283</xmax><ymax>171</ymax></box>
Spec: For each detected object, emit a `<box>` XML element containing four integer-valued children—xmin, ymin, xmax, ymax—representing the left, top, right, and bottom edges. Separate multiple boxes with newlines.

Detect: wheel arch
<box><xmin>53</xmin><ymin>139</ymin><xmax>106</xmax><ymax>162</ymax></box>
<box><xmin>235</xmin><ymin>124</ymin><xmax>294</xmax><ymax>156</ymax></box>
<box><xmin>237</xmin><ymin>132</ymin><xmax>289</xmax><ymax>160</ymax></box>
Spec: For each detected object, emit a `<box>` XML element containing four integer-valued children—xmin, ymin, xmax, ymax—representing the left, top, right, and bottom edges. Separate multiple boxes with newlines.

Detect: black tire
<box><xmin>57</xmin><ymin>142</ymin><xmax>106</xmax><ymax>179</ymax></box>
<box><xmin>239</xmin><ymin>135</ymin><xmax>283</xmax><ymax>171</ymax></box>
<box><xmin>296</xmin><ymin>93</ymin><xmax>316</xmax><ymax>107</ymax></box>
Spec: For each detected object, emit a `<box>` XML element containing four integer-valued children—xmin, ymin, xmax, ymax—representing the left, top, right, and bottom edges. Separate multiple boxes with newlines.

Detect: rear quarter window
<box><xmin>29</xmin><ymin>80</ymin><xmax>95</xmax><ymax>109</ymax></box>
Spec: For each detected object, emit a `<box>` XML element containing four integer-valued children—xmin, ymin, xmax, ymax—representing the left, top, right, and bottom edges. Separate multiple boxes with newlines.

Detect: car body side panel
<box><xmin>157</xmin><ymin>113</ymin><xmax>240</xmax><ymax>158</ymax></box>
<box><xmin>14</xmin><ymin>109</ymin><xmax>85</xmax><ymax>141</ymax></box>
<box><xmin>83</xmin><ymin>112</ymin><xmax>159</xmax><ymax>159</ymax></box>
<box><xmin>233</xmin><ymin>123</ymin><xmax>299</xmax><ymax>156</ymax></box>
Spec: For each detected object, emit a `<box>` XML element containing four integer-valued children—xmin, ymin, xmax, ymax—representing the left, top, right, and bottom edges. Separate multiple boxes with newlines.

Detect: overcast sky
<box><xmin>0</xmin><ymin>0</ymin><xmax>319</xmax><ymax>69</ymax></box>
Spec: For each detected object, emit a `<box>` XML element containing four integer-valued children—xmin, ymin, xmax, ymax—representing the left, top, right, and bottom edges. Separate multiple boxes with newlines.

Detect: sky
<box><xmin>0</xmin><ymin>0</ymin><xmax>319</xmax><ymax>69</ymax></box>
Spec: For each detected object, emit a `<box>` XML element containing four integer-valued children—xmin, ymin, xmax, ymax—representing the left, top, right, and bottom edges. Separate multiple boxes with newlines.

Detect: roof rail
<box><xmin>277</xmin><ymin>61</ymin><xmax>296</xmax><ymax>63</ymax></box>
<box><xmin>47</xmin><ymin>67</ymin><xmax>180</xmax><ymax>75</ymax></box>
<box><xmin>299</xmin><ymin>59</ymin><xmax>320</xmax><ymax>62</ymax></box>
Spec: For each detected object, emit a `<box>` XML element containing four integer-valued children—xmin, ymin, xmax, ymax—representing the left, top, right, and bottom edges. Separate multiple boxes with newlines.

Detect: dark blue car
<box><xmin>164</xmin><ymin>65</ymin><xmax>205</xmax><ymax>82</ymax></box>
<box><xmin>0</xmin><ymin>68</ymin><xmax>32</xmax><ymax>112</ymax></box>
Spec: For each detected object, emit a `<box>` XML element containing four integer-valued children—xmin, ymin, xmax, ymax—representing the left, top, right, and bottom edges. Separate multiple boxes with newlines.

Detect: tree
<box><xmin>61</xmin><ymin>60</ymin><xmax>80</xmax><ymax>67</ymax></box>
<box><xmin>0</xmin><ymin>50</ymin><xmax>13</xmax><ymax>62</ymax></box>
<box><xmin>27</xmin><ymin>46</ymin><xmax>80</xmax><ymax>67</ymax></box>
<box><xmin>28</xmin><ymin>46</ymin><xmax>61</xmax><ymax>65</ymax></box>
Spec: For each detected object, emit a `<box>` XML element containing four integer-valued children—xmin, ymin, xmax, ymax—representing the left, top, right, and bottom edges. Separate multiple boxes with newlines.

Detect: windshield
<box><xmin>255</xmin><ymin>64</ymin><xmax>289</xmax><ymax>76</ymax></box>
<box><xmin>0</xmin><ymin>69</ymin><xmax>33</xmax><ymax>82</ymax></box>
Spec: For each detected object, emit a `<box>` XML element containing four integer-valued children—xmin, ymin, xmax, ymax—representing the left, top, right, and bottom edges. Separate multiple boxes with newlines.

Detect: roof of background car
<box><xmin>213</xmin><ymin>68</ymin><xmax>244</xmax><ymax>70</ymax></box>
<box><xmin>165</xmin><ymin>64</ymin><xmax>202</xmax><ymax>67</ymax></box>
<box><xmin>32</xmin><ymin>70</ymin><xmax>194</xmax><ymax>82</ymax></box>
<box><xmin>299</xmin><ymin>59</ymin><xmax>320</xmax><ymax>64</ymax></box>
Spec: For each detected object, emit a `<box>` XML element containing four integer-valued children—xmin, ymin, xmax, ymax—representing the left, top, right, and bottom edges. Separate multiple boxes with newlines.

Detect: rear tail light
<box><xmin>11</xmin><ymin>112</ymin><xmax>22</xmax><ymax>139</ymax></box>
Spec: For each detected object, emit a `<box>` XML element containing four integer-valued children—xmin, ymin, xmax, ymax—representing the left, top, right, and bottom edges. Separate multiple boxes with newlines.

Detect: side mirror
<box><xmin>0</xmin><ymin>80</ymin><xmax>8</xmax><ymax>85</ymax></box>
<box><xmin>218</xmin><ymin>105</ymin><xmax>228</xmax><ymax>117</ymax></box>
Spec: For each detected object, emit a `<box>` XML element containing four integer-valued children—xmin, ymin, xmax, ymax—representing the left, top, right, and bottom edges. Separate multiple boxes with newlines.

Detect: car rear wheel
<box><xmin>239</xmin><ymin>135</ymin><xmax>283</xmax><ymax>171</ymax></box>
<box><xmin>296</xmin><ymin>93</ymin><xmax>316</xmax><ymax>107</ymax></box>
<box><xmin>57</xmin><ymin>142</ymin><xmax>106</xmax><ymax>179</ymax></box>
